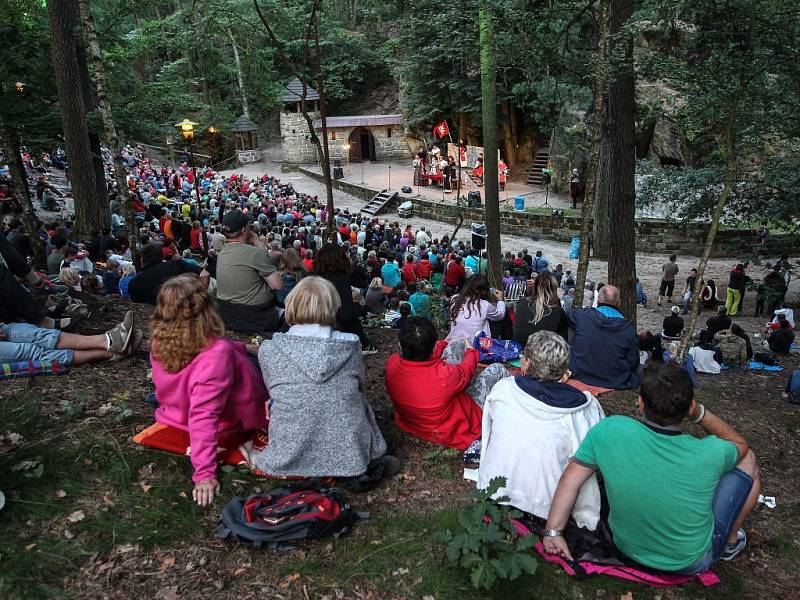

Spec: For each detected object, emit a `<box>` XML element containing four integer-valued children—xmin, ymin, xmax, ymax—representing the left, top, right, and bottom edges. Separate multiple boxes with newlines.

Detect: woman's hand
<box><xmin>192</xmin><ymin>478</ymin><xmax>220</xmax><ymax>506</ymax></box>
<box><xmin>543</xmin><ymin>535</ymin><xmax>573</xmax><ymax>561</ymax></box>
<box><xmin>493</xmin><ymin>289</ymin><xmax>504</xmax><ymax>301</ymax></box>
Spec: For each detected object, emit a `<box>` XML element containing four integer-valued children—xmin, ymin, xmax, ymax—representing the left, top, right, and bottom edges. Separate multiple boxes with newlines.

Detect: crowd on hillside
<box><xmin>2</xmin><ymin>153</ymin><xmax>799</xmax><ymax>578</ymax></box>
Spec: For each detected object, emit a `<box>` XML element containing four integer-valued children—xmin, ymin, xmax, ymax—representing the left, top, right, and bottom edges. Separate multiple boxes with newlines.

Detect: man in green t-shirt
<box><xmin>215</xmin><ymin>210</ymin><xmax>283</xmax><ymax>335</ymax></box>
<box><xmin>543</xmin><ymin>362</ymin><xmax>761</xmax><ymax>574</ymax></box>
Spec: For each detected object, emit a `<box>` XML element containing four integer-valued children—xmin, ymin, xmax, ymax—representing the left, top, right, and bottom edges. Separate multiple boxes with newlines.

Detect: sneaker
<box><xmin>463</xmin><ymin>438</ymin><xmax>482</xmax><ymax>467</ymax></box>
<box><xmin>720</xmin><ymin>529</ymin><xmax>747</xmax><ymax>561</ymax></box>
<box><xmin>362</xmin><ymin>343</ymin><xmax>378</xmax><ymax>355</ymax></box>
<box><xmin>126</xmin><ymin>328</ymin><xmax>144</xmax><ymax>355</ymax></box>
<box><xmin>107</xmin><ymin>310</ymin><xmax>134</xmax><ymax>354</ymax></box>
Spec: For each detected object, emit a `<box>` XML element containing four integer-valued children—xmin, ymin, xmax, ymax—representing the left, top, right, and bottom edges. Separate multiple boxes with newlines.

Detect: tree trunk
<box><xmin>0</xmin><ymin>118</ymin><xmax>46</xmax><ymax>269</ymax></box>
<box><xmin>479</xmin><ymin>2</ymin><xmax>502</xmax><ymax>290</ymax></box>
<box><xmin>606</xmin><ymin>0</ymin><xmax>637</xmax><ymax>324</ymax></box>
<box><xmin>313</xmin><ymin>10</ymin><xmax>336</xmax><ymax>241</ymax></box>
<box><xmin>78</xmin><ymin>0</ymin><xmax>140</xmax><ymax>267</ymax></box>
<box><xmin>592</xmin><ymin>134</ymin><xmax>610</xmax><ymax>259</ymax></box>
<box><xmin>574</xmin><ymin>0</ymin><xmax>609</xmax><ymax>309</ymax></box>
<box><xmin>678</xmin><ymin>95</ymin><xmax>742</xmax><ymax>360</ymax></box>
<box><xmin>499</xmin><ymin>100</ymin><xmax>517</xmax><ymax>171</ymax></box>
<box><xmin>228</xmin><ymin>30</ymin><xmax>250</xmax><ymax>119</ymax></box>
<box><xmin>47</xmin><ymin>0</ymin><xmax>107</xmax><ymax>238</ymax></box>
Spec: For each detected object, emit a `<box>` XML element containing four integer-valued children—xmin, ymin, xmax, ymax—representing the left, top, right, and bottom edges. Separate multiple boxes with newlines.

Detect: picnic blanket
<box><xmin>0</xmin><ymin>360</ymin><xmax>68</xmax><ymax>380</ymax></box>
<box><xmin>566</xmin><ymin>378</ymin><xmax>613</xmax><ymax>396</ymax></box>
<box><xmin>720</xmin><ymin>360</ymin><xmax>784</xmax><ymax>372</ymax></box>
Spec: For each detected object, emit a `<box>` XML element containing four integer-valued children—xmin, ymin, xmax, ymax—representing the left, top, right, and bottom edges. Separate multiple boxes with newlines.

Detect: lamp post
<box><xmin>175</xmin><ymin>119</ymin><xmax>201</xmax><ymax>207</ymax></box>
<box><xmin>207</xmin><ymin>126</ymin><xmax>219</xmax><ymax>166</ymax></box>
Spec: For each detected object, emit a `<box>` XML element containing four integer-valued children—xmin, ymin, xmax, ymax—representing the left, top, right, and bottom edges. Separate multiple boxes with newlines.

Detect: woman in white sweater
<box><xmin>477</xmin><ymin>330</ymin><xmax>605</xmax><ymax>530</ymax></box>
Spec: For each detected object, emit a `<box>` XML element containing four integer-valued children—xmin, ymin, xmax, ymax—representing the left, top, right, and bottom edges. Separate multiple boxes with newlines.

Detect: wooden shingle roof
<box><xmin>280</xmin><ymin>78</ymin><xmax>320</xmax><ymax>102</ymax></box>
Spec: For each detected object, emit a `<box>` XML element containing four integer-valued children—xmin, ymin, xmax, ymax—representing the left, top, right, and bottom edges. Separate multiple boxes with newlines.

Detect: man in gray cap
<box><xmin>216</xmin><ymin>210</ymin><xmax>283</xmax><ymax>335</ymax></box>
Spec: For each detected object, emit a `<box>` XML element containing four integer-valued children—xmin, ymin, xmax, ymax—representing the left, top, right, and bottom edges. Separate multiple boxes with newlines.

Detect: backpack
<box><xmin>713</xmin><ymin>330</ymin><xmax>747</xmax><ymax>367</ymax></box>
<box><xmin>218</xmin><ymin>484</ymin><xmax>361</xmax><ymax>549</ymax></box>
<box><xmin>786</xmin><ymin>370</ymin><xmax>800</xmax><ymax>405</ymax></box>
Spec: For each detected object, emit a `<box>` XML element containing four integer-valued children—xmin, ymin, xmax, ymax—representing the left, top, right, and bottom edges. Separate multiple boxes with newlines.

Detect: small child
<box><xmin>102</xmin><ymin>259</ymin><xmax>121</xmax><ymax>295</ymax></box>
<box><xmin>384</xmin><ymin>298</ymin><xmax>402</xmax><ymax>326</ymax></box>
<box><xmin>394</xmin><ymin>303</ymin><xmax>412</xmax><ymax>329</ymax></box>
<box><xmin>59</xmin><ymin>267</ymin><xmax>82</xmax><ymax>291</ymax></box>
<box><xmin>119</xmin><ymin>264</ymin><xmax>137</xmax><ymax>299</ymax></box>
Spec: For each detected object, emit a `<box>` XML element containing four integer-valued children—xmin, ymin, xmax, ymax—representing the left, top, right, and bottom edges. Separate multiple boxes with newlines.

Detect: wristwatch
<box><xmin>543</xmin><ymin>529</ymin><xmax>563</xmax><ymax>538</ymax></box>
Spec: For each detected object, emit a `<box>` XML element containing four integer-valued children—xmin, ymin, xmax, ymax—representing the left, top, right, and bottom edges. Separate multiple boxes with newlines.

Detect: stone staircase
<box><xmin>362</xmin><ymin>190</ymin><xmax>397</xmax><ymax>215</ymax></box>
<box><xmin>526</xmin><ymin>146</ymin><xmax>550</xmax><ymax>185</ymax></box>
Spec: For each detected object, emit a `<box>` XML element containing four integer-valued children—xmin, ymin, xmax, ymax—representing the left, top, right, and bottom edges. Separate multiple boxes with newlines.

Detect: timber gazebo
<box><xmin>232</xmin><ymin>114</ymin><xmax>261</xmax><ymax>164</ymax></box>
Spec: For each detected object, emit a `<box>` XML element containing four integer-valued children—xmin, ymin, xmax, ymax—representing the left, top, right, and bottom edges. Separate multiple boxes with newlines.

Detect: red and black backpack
<box><xmin>218</xmin><ymin>484</ymin><xmax>362</xmax><ymax>549</ymax></box>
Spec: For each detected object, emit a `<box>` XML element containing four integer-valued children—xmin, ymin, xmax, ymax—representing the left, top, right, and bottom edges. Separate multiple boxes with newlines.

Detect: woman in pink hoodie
<box><xmin>149</xmin><ymin>276</ymin><xmax>268</xmax><ymax>506</ymax></box>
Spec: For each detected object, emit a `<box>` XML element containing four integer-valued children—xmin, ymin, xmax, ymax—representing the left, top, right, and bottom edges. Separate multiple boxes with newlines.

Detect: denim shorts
<box><xmin>0</xmin><ymin>323</ymin><xmax>74</xmax><ymax>366</ymax></box>
<box><xmin>676</xmin><ymin>468</ymin><xmax>754</xmax><ymax>575</ymax></box>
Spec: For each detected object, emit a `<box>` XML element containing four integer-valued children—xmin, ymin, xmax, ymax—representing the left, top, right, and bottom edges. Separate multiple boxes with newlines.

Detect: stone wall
<box><xmin>371</xmin><ymin>127</ymin><xmax>415</xmax><ymax>160</ymax></box>
<box><xmin>280</xmin><ymin>111</ymin><xmax>320</xmax><ymax>164</ymax></box>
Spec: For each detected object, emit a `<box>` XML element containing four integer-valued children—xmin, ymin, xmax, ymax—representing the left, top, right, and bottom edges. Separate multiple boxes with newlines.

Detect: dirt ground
<box><xmin>1</xmin><ymin>292</ymin><xmax>799</xmax><ymax>599</ymax></box>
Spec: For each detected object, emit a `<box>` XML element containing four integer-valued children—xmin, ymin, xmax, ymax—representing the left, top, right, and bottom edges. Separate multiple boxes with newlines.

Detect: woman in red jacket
<box><xmin>402</xmin><ymin>255</ymin><xmax>419</xmax><ymax>284</ymax></box>
<box><xmin>385</xmin><ymin>316</ymin><xmax>507</xmax><ymax>450</ymax></box>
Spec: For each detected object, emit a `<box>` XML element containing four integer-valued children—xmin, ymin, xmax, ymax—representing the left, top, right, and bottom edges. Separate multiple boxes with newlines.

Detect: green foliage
<box><xmin>436</xmin><ymin>476</ymin><xmax>538</xmax><ymax>590</ymax></box>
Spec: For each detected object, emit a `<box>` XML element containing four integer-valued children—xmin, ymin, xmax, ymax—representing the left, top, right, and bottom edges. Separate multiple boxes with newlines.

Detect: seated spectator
<box><xmin>0</xmin><ymin>310</ymin><xmax>140</xmax><ymax>366</ymax></box>
<box><xmin>700</xmin><ymin>279</ymin><xmax>718</xmax><ymax>310</ymax></box>
<box><xmin>442</xmin><ymin>255</ymin><xmax>466</xmax><ymax>294</ymax></box>
<box><xmin>478</xmin><ymin>331</ymin><xmax>604</xmax><ymax>529</ymax></box>
<box><xmin>544</xmin><ymin>362</ymin><xmax>761</xmax><ymax>573</ymax></box>
<box><xmin>365</xmin><ymin>277</ymin><xmax>388</xmax><ymax>314</ymax></box>
<box><xmin>314</xmin><ymin>244</ymin><xmax>376</xmax><ymax>353</ymax></box>
<box><xmin>128</xmin><ymin>243</ymin><xmax>202</xmax><ymax>304</ymax></box>
<box><xmin>561</xmin><ymin>288</ymin><xmax>575</xmax><ymax>312</ymax></box>
<box><xmin>275</xmin><ymin>248</ymin><xmax>304</xmax><ymax>308</ymax></box>
<box><xmin>214</xmin><ymin>210</ymin><xmax>282</xmax><ymax>334</ymax></box>
<box><xmin>417</xmin><ymin>254</ymin><xmax>433</xmax><ymax>280</ymax></box>
<box><xmin>513</xmin><ymin>273</ymin><xmax>568</xmax><ymax>345</ymax></box>
<box><xmin>119</xmin><ymin>264</ymin><xmax>137</xmax><ymax>299</ymax></box>
<box><xmin>394</xmin><ymin>302</ymin><xmax>412</xmax><ymax>329</ymax></box>
<box><xmin>59</xmin><ymin>267</ymin><xmax>82</xmax><ymax>292</ymax></box>
<box><xmin>662</xmin><ymin>306</ymin><xmax>684</xmax><ymax>338</ymax></box>
<box><xmin>567</xmin><ymin>285</ymin><xmax>639</xmax><ymax>389</ymax></box>
<box><xmin>381</xmin><ymin>257</ymin><xmax>402</xmax><ymax>289</ymax></box>
<box><xmin>402</xmin><ymin>255</ymin><xmax>419</xmax><ymax>284</ymax></box>
<box><xmin>706</xmin><ymin>306</ymin><xmax>732</xmax><ymax>338</ymax></box>
<box><xmin>47</xmin><ymin>236</ymin><xmax>68</xmax><ymax>275</ymax></box>
<box><xmin>531</xmin><ymin>250</ymin><xmax>549</xmax><ymax>274</ymax></box>
<box><xmin>384</xmin><ymin>297</ymin><xmax>402</xmax><ymax>326</ymax></box>
<box><xmin>386</xmin><ymin>316</ymin><xmax>507</xmax><ymax>449</ymax></box>
<box><xmin>102</xmin><ymin>259</ymin><xmax>121</xmax><ymax>295</ymax></box>
<box><xmin>767</xmin><ymin>317</ymin><xmax>795</xmax><ymax>354</ymax></box>
<box><xmin>149</xmin><ymin>276</ymin><xmax>267</xmax><ymax>506</ymax></box>
<box><xmin>254</xmin><ymin>276</ymin><xmax>389</xmax><ymax>477</ymax></box>
<box><xmin>408</xmin><ymin>282</ymin><xmax>433</xmax><ymax>319</ymax></box>
<box><xmin>446</xmin><ymin>274</ymin><xmax>505</xmax><ymax>342</ymax></box>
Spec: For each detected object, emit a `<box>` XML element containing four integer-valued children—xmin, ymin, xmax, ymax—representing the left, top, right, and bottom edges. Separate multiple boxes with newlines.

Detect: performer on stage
<box><xmin>499</xmin><ymin>159</ymin><xmax>509</xmax><ymax>192</ymax></box>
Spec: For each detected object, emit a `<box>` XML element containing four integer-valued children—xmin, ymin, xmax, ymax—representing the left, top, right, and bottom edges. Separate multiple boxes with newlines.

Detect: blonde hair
<box><xmin>59</xmin><ymin>267</ymin><xmax>81</xmax><ymax>287</ymax></box>
<box><xmin>284</xmin><ymin>276</ymin><xmax>340</xmax><ymax>328</ymax></box>
<box><xmin>368</xmin><ymin>277</ymin><xmax>384</xmax><ymax>290</ymax></box>
<box><xmin>522</xmin><ymin>330</ymin><xmax>570</xmax><ymax>381</ymax></box>
<box><xmin>525</xmin><ymin>272</ymin><xmax>560</xmax><ymax>326</ymax></box>
<box><xmin>121</xmin><ymin>264</ymin><xmax>137</xmax><ymax>276</ymax></box>
<box><xmin>150</xmin><ymin>275</ymin><xmax>224</xmax><ymax>373</ymax></box>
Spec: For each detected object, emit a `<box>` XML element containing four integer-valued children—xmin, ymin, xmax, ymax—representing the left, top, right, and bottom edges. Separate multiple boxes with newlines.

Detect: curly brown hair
<box><xmin>150</xmin><ymin>275</ymin><xmax>224</xmax><ymax>373</ymax></box>
<box><xmin>312</xmin><ymin>243</ymin><xmax>352</xmax><ymax>275</ymax></box>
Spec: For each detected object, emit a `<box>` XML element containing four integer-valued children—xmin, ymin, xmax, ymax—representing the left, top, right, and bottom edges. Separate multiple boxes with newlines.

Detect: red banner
<box><xmin>432</xmin><ymin>120</ymin><xmax>449</xmax><ymax>139</ymax></box>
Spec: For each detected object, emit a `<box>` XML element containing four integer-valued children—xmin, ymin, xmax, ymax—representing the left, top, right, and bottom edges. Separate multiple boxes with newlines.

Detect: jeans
<box><xmin>441</xmin><ymin>339</ymin><xmax>507</xmax><ymax>407</ymax></box>
<box><xmin>674</xmin><ymin>468</ymin><xmax>754</xmax><ymax>575</ymax></box>
<box><xmin>0</xmin><ymin>323</ymin><xmax>74</xmax><ymax>365</ymax></box>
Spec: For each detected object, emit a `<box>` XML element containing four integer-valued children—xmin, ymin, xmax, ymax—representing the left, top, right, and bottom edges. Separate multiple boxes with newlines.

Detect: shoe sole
<box><xmin>120</xmin><ymin>311</ymin><xmax>135</xmax><ymax>353</ymax></box>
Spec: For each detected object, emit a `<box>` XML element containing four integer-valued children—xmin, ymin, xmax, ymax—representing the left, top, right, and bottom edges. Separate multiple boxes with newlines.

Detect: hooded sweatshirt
<box><xmin>566</xmin><ymin>306</ymin><xmax>640</xmax><ymax>389</ymax></box>
<box><xmin>477</xmin><ymin>376</ymin><xmax>604</xmax><ymax>529</ymax></box>
<box><xmin>255</xmin><ymin>325</ymin><xmax>386</xmax><ymax>476</ymax></box>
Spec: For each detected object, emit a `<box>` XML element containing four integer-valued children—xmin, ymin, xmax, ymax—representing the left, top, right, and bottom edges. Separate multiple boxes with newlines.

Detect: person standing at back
<box><xmin>658</xmin><ymin>254</ymin><xmax>679</xmax><ymax>307</ymax></box>
<box><xmin>532</xmin><ymin>250</ymin><xmax>549</xmax><ymax>274</ymax></box>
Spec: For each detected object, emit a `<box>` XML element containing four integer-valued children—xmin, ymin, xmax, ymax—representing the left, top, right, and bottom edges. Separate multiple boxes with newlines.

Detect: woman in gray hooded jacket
<box><xmin>255</xmin><ymin>276</ymin><xmax>387</xmax><ymax>477</ymax></box>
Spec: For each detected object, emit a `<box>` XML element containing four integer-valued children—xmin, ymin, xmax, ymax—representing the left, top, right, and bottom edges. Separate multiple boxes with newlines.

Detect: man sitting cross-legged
<box><xmin>543</xmin><ymin>361</ymin><xmax>761</xmax><ymax>574</ymax></box>
<box><xmin>385</xmin><ymin>316</ymin><xmax>507</xmax><ymax>450</ymax></box>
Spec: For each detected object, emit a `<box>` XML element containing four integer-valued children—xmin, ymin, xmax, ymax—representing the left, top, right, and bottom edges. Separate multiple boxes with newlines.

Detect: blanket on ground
<box><xmin>0</xmin><ymin>360</ymin><xmax>68</xmax><ymax>380</ymax></box>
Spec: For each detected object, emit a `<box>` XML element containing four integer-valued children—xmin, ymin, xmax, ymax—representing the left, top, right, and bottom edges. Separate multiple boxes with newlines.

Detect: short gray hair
<box><xmin>522</xmin><ymin>330</ymin><xmax>570</xmax><ymax>381</ymax></box>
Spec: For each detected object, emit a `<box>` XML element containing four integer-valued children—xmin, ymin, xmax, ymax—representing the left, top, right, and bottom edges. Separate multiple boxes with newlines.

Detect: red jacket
<box><xmin>417</xmin><ymin>259</ymin><xmax>433</xmax><ymax>279</ymax></box>
<box><xmin>190</xmin><ymin>227</ymin><xmax>202</xmax><ymax>250</ymax></box>
<box><xmin>385</xmin><ymin>340</ymin><xmax>482</xmax><ymax>450</ymax></box>
<box><xmin>402</xmin><ymin>261</ymin><xmax>419</xmax><ymax>284</ymax></box>
<box><xmin>443</xmin><ymin>261</ymin><xmax>466</xmax><ymax>288</ymax></box>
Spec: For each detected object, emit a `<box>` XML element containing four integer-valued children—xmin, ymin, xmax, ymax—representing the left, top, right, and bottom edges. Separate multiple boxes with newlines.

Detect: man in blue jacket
<box><xmin>566</xmin><ymin>285</ymin><xmax>640</xmax><ymax>389</ymax></box>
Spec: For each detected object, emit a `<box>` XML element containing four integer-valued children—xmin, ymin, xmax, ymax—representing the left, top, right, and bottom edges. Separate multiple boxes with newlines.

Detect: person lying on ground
<box><xmin>566</xmin><ymin>284</ymin><xmax>640</xmax><ymax>390</ymax></box>
<box><xmin>254</xmin><ymin>276</ymin><xmax>390</xmax><ymax>478</ymax></box>
<box><xmin>148</xmin><ymin>276</ymin><xmax>267</xmax><ymax>507</ymax></box>
<box><xmin>386</xmin><ymin>316</ymin><xmax>507</xmax><ymax>450</ymax></box>
<box><xmin>478</xmin><ymin>330</ymin><xmax>604</xmax><ymax>529</ymax></box>
<box><xmin>544</xmin><ymin>361</ymin><xmax>761</xmax><ymax>573</ymax></box>
<box><xmin>0</xmin><ymin>309</ymin><xmax>140</xmax><ymax>366</ymax></box>
<box><xmin>447</xmin><ymin>274</ymin><xmax>506</xmax><ymax>342</ymax></box>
